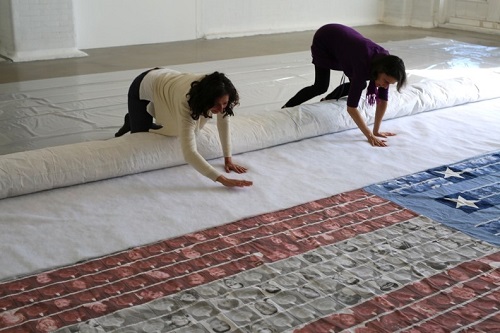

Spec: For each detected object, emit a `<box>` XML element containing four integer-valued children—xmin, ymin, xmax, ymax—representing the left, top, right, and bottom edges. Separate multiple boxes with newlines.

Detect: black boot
<box><xmin>150</xmin><ymin>123</ymin><xmax>163</xmax><ymax>130</ymax></box>
<box><xmin>115</xmin><ymin>114</ymin><xmax>131</xmax><ymax>137</ymax></box>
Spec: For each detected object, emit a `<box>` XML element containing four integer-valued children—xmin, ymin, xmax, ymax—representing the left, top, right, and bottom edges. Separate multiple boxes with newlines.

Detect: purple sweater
<box><xmin>311</xmin><ymin>24</ymin><xmax>389</xmax><ymax>107</ymax></box>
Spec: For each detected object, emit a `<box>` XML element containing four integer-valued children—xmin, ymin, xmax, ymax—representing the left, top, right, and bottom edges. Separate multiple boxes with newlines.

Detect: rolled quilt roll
<box><xmin>0</xmin><ymin>77</ymin><xmax>493</xmax><ymax>199</ymax></box>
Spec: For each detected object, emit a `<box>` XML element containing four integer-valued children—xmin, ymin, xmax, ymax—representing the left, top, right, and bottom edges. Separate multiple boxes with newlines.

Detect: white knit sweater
<box><xmin>140</xmin><ymin>68</ymin><xmax>231</xmax><ymax>181</ymax></box>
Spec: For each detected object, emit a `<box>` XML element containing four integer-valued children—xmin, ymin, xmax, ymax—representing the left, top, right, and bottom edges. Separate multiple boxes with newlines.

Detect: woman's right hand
<box><xmin>216</xmin><ymin>175</ymin><xmax>253</xmax><ymax>187</ymax></box>
<box><xmin>367</xmin><ymin>133</ymin><xmax>388</xmax><ymax>147</ymax></box>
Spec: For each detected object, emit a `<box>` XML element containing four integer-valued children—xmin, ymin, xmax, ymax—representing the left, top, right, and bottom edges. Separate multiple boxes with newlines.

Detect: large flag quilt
<box><xmin>1</xmin><ymin>176</ymin><xmax>499</xmax><ymax>332</ymax></box>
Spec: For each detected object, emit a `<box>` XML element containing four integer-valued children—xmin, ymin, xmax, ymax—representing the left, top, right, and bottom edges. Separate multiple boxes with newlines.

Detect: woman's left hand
<box><xmin>373</xmin><ymin>131</ymin><xmax>396</xmax><ymax>138</ymax></box>
<box><xmin>224</xmin><ymin>157</ymin><xmax>248</xmax><ymax>174</ymax></box>
<box><xmin>225</xmin><ymin>162</ymin><xmax>248</xmax><ymax>174</ymax></box>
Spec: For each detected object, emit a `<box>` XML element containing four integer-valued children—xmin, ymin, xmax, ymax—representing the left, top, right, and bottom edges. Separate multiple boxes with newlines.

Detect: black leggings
<box><xmin>283</xmin><ymin>66</ymin><xmax>350</xmax><ymax>107</ymax></box>
<box><xmin>127</xmin><ymin>68</ymin><xmax>158</xmax><ymax>133</ymax></box>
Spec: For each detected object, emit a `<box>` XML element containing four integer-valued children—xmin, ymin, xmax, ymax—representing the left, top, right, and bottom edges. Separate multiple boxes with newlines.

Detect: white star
<box><xmin>436</xmin><ymin>167</ymin><xmax>465</xmax><ymax>179</ymax></box>
<box><xmin>444</xmin><ymin>195</ymin><xmax>479</xmax><ymax>209</ymax></box>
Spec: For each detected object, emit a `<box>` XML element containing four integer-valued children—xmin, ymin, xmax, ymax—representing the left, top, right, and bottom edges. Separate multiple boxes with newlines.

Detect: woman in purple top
<box><xmin>283</xmin><ymin>24</ymin><xmax>407</xmax><ymax>147</ymax></box>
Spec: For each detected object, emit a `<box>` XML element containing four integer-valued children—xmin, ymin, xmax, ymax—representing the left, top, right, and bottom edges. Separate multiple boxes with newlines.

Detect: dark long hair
<box><xmin>186</xmin><ymin>72</ymin><xmax>239</xmax><ymax>120</ymax></box>
<box><xmin>371</xmin><ymin>55</ymin><xmax>407</xmax><ymax>92</ymax></box>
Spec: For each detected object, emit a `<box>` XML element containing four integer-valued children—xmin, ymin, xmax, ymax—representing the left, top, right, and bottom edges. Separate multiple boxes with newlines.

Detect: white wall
<box><xmin>73</xmin><ymin>0</ymin><xmax>197</xmax><ymax>49</ymax></box>
<box><xmin>197</xmin><ymin>0</ymin><xmax>380</xmax><ymax>39</ymax></box>
<box><xmin>73</xmin><ymin>0</ymin><xmax>380</xmax><ymax>49</ymax></box>
<box><xmin>410</xmin><ymin>0</ymin><xmax>439</xmax><ymax>28</ymax></box>
<box><xmin>377</xmin><ymin>0</ymin><xmax>413</xmax><ymax>26</ymax></box>
<box><xmin>378</xmin><ymin>0</ymin><xmax>439</xmax><ymax>28</ymax></box>
<box><xmin>0</xmin><ymin>0</ymin><xmax>15</xmax><ymax>59</ymax></box>
<box><xmin>1</xmin><ymin>0</ymin><xmax>86</xmax><ymax>62</ymax></box>
<box><xmin>442</xmin><ymin>0</ymin><xmax>500</xmax><ymax>34</ymax></box>
<box><xmin>3</xmin><ymin>0</ymin><xmax>500</xmax><ymax>62</ymax></box>
<box><xmin>0</xmin><ymin>0</ymin><xmax>383</xmax><ymax>61</ymax></box>
<box><xmin>379</xmin><ymin>0</ymin><xmax>500</xmax><ymax>34</ymax></box>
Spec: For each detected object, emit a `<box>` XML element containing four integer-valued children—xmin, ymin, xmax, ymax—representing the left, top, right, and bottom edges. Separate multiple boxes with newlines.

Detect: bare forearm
<box><xmin>346</xmin><ymin>106</ymin><xmax>391</xmax><ymax>147</ymax></box>
<box><xmin>346</xmin><ymin>106</ymin><xmax>371</xmax><ymax>139</ymax></box>
<box><xmin>373</xmin><ymin>100</ymin><xmax>388</xmax><ymax>134</ymax></box>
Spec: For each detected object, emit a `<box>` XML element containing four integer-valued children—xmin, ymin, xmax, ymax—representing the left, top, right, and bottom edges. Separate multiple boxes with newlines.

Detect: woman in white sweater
<box><xmin>115</xmin><ymin>69</ymin><xmax>252</xmax><ymax>188</ymax></box>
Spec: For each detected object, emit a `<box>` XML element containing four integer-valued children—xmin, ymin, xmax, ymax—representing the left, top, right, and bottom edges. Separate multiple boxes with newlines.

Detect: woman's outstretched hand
<box><xmin>225</xmin><ymin>162</ymin><xmax>248</xmax><ymax>174</ymax></box>
<box><xmin>216</xmin><ymin>175</ymin><xmax>253</xmax><ymax>187</ymax></box>
<box><xmin>219</xmin><ymin>157</ymin><xmax>252</xmax><ymax>186</ymax></box>
<box><xmin>224</xmin><ymin>157</ymin><xmax>248</xmax><ymax>174</ymax></box>
<box><xmin>368</xmin><ymin>135</ymin><xmax>388</xmax><ymax>147</ymax></box>
<box><xmin>373</xmin><ymin>131</ymin><xmax>396</xmax><ymax>138</ymax></box>
<box><xmin>368</xmin><ymin>131</ymin><xmax>396</xmax><ymax>147</ymax></box>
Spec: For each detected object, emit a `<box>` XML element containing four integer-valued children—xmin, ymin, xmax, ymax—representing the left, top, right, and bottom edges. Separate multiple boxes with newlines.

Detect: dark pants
<box><xmin>128</xmin><ymin>68</ymin><xmax>158</xmax><ymax>133</ymax></box>
<box><xmin>115</xmin><ymin>68</ymin><xmax>159</xmax><ymax>137</ymax></box>
<box><xmin>283</xmin><ymin>65</ymin><xmax>350</xmax><ymax>107</ymax></box>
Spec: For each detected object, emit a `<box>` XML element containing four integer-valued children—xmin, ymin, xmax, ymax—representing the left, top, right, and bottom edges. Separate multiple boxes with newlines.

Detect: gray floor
<box><xmin>1</xmin><ymin>24</ymin><xmax>500</xmax><ymax>84</ymax></box>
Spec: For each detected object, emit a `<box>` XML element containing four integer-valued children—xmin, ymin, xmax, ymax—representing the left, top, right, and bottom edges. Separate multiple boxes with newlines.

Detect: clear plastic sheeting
<box><xmin>1</xmin><ymin>37</ymin><xmax>499</xmax><ymax>155</ymax></box>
